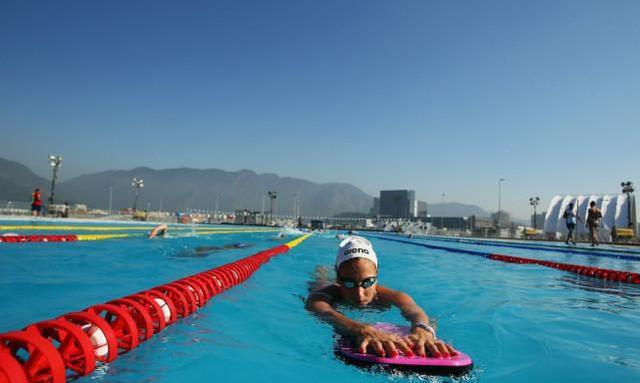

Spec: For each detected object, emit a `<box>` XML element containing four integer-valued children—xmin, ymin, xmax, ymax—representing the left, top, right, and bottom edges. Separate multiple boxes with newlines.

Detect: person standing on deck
<box><xmin>586</xmin><ymin>201</ymin><xmax>603</xmax><ymax>247</ymax></box>
<box><xmin>31</xmin><ymin>188</ymin><xmax>43</xmax><ymax>217</ymax></box>
<box><xmin>562</xmin><ymin>203</ymin><xmax>581</xmax><ymax>245</ymax></box>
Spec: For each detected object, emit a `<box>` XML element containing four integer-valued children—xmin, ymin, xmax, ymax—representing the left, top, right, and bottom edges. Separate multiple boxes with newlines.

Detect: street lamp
<box><xmin>621</xmin><ymin>181</ymin><xmax>635</xmax><ymax>229</ymax></box>
<box><xmin>440</xmin><ymin>192</ymin><xmax>445</xmax><ymax>230</ymax></box>
<box><xmin>497</xmin><ymin>178</ymin><xmax>506</xmax><ymax>227</ymax></box>
<box><xmin>529</xmin><ymin>196</ymin><xmax>540</xmax><ymax>229</ymax></box>
<box><xmin>48</xmin><ymin>155</ymin><xmax>62</xmax><ymax>204</ymax></box>
<box><xmin>132</xmin><ymin>177</ymin><xmax>144</xmax><ymax>212</ymax></box>
<box><xmin>268</xmin><ymin>191</ymin><xmax>277</xmax><ymax>225</ymax></box>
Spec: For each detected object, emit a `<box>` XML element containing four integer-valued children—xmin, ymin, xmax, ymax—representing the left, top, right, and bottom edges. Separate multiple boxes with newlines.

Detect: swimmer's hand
<box><xmin>405</xmin><ymin>327</ymin><xmax>456</xmax><ymax>358</ymax></box>
<box><xmin>354</xmin><ymin>324</ymin><xmax>414</xmax><ymax>358</ymax></box>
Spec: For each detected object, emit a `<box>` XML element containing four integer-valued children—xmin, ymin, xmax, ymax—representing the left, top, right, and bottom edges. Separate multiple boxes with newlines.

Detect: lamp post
<box><xmin>497</xmin><ymin>178</ymin><xmax>506</xmax><ymax>227</ymax></box>
<box><xmin>268</xmin><ymin>191</ymin><xmax>277</xmax><ymax>225</ymax></box>
<box><xmin>48</xmin><ymin>155</ymin><xmax>62</xmax><ymax>204</ymax></box>
<box><xmin>440</xmin><ymin>193</ymin><xmax>445</xmax><ymax>230</ymax></box>
<box><xmin>132</xmin><ymin>177</ymin><xmax>144</xmax><ymax>212</ymax></box>
<box><xmin>529</xmin><ymin>196</ymin><xmax>540</xmax><ymax>229</ymax></box>
<box><xmin>621</xmin><ymin>181</ymin><xmax>635</xmax><ymax>229</ymax></box>
<box><xmin>108</xmin><ymin>186</ymin><xmax>113</xmax><ymax>215</ymax></box>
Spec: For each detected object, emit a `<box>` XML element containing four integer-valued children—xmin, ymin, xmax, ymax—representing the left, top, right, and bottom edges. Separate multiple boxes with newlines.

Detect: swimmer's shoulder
<box><xmin>308</xmin><ymin>283</ymin><xmax>342</xmax><ymax>302</ymax></box>
<box><xmin>374</xmin><ymin>285</ymin><xmax>410</xmax><ymax>305</ymax></box>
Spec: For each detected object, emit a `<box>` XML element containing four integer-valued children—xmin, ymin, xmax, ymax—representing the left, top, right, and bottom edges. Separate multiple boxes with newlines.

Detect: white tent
<box><xmin>543</xmin><ymin>194</ymin><xmax>636</xmax><ymax>240</ymax></box>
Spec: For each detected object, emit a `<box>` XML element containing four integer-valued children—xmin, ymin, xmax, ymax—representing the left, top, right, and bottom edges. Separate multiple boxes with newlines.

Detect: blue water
<box><xmin>1</xmin><ymin>221</ymin><xmax>639</xmax><ymax>382</ymax></box>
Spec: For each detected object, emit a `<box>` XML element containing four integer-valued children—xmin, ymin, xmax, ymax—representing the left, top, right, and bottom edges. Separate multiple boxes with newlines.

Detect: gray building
<box><xmin>530</xmin><ymin>213</ymin><xmax>545</xmax><ymax>230</ymax></box>
<box><xmin>379</xmin><ymin>190</ymin><xmax>416</xmax><ymax>218</ymax></box>
<box><xmin>371</xmin><ymin>197</ymin><xmax>380</xmax><ymax>215</ymax></box>
<box><xmin>417</xmin><ymin>201</ymin><xmax>428</xmax><ymax>217</ymax></box>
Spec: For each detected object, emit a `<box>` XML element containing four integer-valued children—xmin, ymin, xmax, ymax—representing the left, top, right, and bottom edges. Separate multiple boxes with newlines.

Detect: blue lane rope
<box><xmin>367</xmin><ymin>233</ymin><xmax>640</xmax><ymax>262</ymax></box>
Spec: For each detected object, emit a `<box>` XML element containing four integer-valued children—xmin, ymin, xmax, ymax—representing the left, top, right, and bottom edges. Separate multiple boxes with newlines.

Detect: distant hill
<box><xmin>0</xmin><ymin>158</ymin><xmax>49</xmax><ymax>202</ymax></box>
<box><xmin>427</xmin><ymin>202</ymin><xmax>490</xmax><ymax>217</ymax></box>
<box><xmin>0</xmin><ymin>158</ymin><xmax>373</xmax><ymax>216</ymax></box>
<box><xmin>0</xmin><ymin>157</ymin><xmax>497</xmax><ymax>218</ymax></box>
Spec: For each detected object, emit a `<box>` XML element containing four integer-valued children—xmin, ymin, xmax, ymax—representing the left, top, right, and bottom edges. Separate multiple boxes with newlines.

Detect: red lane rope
<box><xmin>0</xmin><ymin>235</ymin><xmax>78</xmax><ymax>243</ymax></box>
<box><xmin>488</xmin><ymin>253</ymin><xmax>640</xmax><ymax>284</ymax></box>
<box><xmin>0</xmin><ymin>240</ymin><xmax>303</xmax><ymax>383</ymax></box>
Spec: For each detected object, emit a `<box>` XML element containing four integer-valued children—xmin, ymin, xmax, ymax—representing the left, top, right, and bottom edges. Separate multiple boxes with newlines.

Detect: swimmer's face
<box><xmin>337</xmin><ymin>258</ymin><xmax>378</xmax><ymax>307</ymax></box>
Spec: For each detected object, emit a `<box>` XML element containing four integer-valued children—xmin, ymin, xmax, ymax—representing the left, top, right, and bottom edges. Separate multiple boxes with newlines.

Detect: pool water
<box><xmin>1</xmin><ymin>221</ymin><xmax>639</xmax><ymax>382</ymax></box>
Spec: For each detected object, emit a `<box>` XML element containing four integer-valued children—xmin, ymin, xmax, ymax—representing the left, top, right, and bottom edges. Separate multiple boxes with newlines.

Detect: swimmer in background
<box><xmin>194</xmin><ymin>242</ymin><xmax>253</xmax><ymax>256</ymax></box>
<box><xmin>148</xmin><ymin>224</ymin><xmax>169</xmax><ymax>239</ymax></box>
<box><xmin>306</xmin><ymin>236</ymin><xmax>455</xmax><ymax>359</ymax></box>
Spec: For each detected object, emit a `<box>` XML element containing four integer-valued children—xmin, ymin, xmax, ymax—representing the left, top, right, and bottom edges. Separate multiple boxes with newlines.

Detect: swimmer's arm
<box><xmin>378</xmin><ymin>286</ymin><xmax>430</xmax><ymax>328</ymax></box>
<box><xmin>379</xmin><ymin>286</ymin><xmax>457</xmax><ymax>357</ymax></box>
<box><xmin>305</xmin><ymin>290</ymin><xmax>364</xmax><ymax>335</ymax></box>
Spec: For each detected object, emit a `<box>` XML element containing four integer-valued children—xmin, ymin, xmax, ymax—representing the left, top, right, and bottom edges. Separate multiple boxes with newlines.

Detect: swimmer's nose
<box><xmin>357</xmin><ymin>287</ymin><xmax>366</xmax><ymax>301</ymax></box>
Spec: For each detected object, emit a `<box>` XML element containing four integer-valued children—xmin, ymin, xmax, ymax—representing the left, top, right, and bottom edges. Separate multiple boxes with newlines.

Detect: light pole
<box><xmin>132</xmin><ymin>177</ymin><xmax>144</xmax><ymax>212</ymax></box>
<box><xmin>529</xmin><ymin>196</ymin><xmax>540</xmax><ymax>229</ymax></box>
<box><xmin>108</xmin><ymin>186</ymin><xmax>113</xmax><ymax>215</ymax></box>
<box><xmin>497</xmin><ymin>178</ymin><xmax>506</xmax><ymax>227</ymax></box>
<box><xmin>48</xmin><ymin>155</ymin><xmax>62</xmax><ymax>204</ymax></box>
<box><xmin>621</xmin><ymin>181</ymin><xmax>635</xmax><ymax>229</ymax></box>
<box><xmin>268</xmin><ymin>191</ymin><xmax>277</xmax><ymax>225</ymax></box>
<box><xmin>440</xmin><ymin>192</ymin><xmax>445</xmax><ymax>230</ymax></box>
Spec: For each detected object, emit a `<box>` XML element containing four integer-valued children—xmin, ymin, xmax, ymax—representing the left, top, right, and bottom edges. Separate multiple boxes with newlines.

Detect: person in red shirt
<box><xmin>31</xmin><ymin>188</ymin><xmax>43</xmax><ymax>216</ymax></box>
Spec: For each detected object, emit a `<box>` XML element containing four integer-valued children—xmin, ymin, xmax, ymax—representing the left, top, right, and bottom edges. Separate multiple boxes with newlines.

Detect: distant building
<box><xmin>470</xmin><ymin>216</ymin><xmax>495</xmax><ymax>236</ymax></box>
<box><xmin>379</xmin><ymin>190</ymin><xmax>416</xmax><ymax>218</ymax></box>
<box><xmin>530</xmin><ymin>213</ymin><xmax>545</xmax><ymax>229</ymax></box>
<box><xmin>417</xmin><ymin>201</ymin><xmax>428</xmax><ymax>217</ymax></box>
<box><xmin>491</xmin><ymin>211</ymin><xmax>511</xmax><ymax>228</ymax></box>
<box><xmin>371</xmin><ymin>197</ymin><xmax>380</xmax><ymax>216</ymax></box>
<box><xmin>234</xmin><ymin>209</ymin><xmax>267</xmax><ymax>225</ymax></box>
<box><xmin>428</xmin><ymin>216</ymin><xmax>470</xmax><ymax>230</ymax></box>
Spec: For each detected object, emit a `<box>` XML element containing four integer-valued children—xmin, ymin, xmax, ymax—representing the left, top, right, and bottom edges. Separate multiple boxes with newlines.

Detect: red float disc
<box><xmin>179</xmin><ymin>278</ymin><xmax>209</xmax><ymax>306</ymax></box>
<box><xmin>190</xmin><ymin>274</ymin><xmax>217</xmax><ymax>299</ymax></box>
<box><xmin>61</xmin><ymin>311</ymin><xmax>119</xmax><ymax>363</ymax></box>
<box><xmin>24</xmin><ymin>318</ymin><xmax>96</xmax><ymax>377</ymax></box>
<box><xmin>0</xmin><ymin>330</ymin><xmax>66</xmax><ymax>383</ymax></box>
<box><xmin>142</xmin><ymin>290</ymin><xmax>178</xmax><ymax>325</ymax></box>
<box><xmin>127</xmin><ymin>293</ymin><xmax>168</xmax><ymax>333</ymax></box>
<box><xmin>0</xmin><ymin>346</ymin><xmax>28</xmax><ymax>383</ymax></box>
<box><xmin>86</xmin><ymin>304</ymin><xmax>139</xmax><ymax>353</ymax></box>
<box><xmin>166</xmin><ymin>283</ymin><xmax>198</xmax><ymax>314</ymax></box>
<box><xmin>109</xmin><ymin>298</ymin><xmax>154</xmax><ymax>341</ymax></box>
<box><xmin>150</xmin><ymin>285</ymin><xmax>189</xmax><ymax>319</ymax></box>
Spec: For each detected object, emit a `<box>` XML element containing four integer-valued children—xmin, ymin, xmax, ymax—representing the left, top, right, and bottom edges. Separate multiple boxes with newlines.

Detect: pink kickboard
<box><xmin>338</xmin><ymin>323</ymin><xmax>472</xmax><ymax>372</ymax></box>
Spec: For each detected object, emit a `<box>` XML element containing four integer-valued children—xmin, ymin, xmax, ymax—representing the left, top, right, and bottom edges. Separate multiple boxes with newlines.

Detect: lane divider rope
<box><xmin>414</xmin><ymin>234</ymin><xmax>640</xmax><ymax>260</ymax></box>
<box><xmin>0</xmin><ymin>229</ymin><xmax>284</xmax><ymax>243</ymax></box>
<box><xmin>0</xmin><ymin>233</ymin><xmax>312</xmax><ymax>383</ymax></box>
<box><xmin>0</xmin><ymin>225</ymin><xmax>279</xmax><ymax>233</ymax></box>
<box><xmin>368</xmin><ymin>234</ymin><xmax>640</xmax><ymax>285</ymax></box>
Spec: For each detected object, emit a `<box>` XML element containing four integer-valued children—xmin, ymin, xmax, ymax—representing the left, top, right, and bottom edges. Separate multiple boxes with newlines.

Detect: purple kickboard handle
<box><xmin>338</xmin><ymin>323</ymin><xmax>472</xmax><ymax>369</ymax></box>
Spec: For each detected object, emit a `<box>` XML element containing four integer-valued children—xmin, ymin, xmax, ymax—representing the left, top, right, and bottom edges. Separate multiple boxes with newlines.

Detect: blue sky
<box><xmin>1</xmin><ymin>0</ymin><xmax>638</xmax><ymax>218</ymax></box>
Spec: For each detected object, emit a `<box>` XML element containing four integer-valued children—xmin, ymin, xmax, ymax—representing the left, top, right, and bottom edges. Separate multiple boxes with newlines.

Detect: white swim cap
<box><xmin>336</xmin><ymin>236</ymin><xmax>378</xmax><ymax>270</ymax></box>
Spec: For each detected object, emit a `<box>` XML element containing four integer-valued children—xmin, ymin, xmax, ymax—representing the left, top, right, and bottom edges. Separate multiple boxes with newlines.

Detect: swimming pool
<box><xmin>1</xmin><ymin>221</ymin><xmax>639</xmax><ymax>382</ymax></box>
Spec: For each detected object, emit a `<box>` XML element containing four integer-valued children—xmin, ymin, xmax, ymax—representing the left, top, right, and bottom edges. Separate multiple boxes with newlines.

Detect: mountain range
<box><xmin>0</xmin><ymin>157</ymin><xmax>492</xmax><ymax>217</ymax></box>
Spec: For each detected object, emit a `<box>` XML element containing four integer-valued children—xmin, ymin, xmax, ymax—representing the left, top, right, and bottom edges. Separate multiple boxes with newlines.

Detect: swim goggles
<box><xmin>339</xmin><ymin>276</ymin><xmax>377</xmax><ymax>289</ymax></box>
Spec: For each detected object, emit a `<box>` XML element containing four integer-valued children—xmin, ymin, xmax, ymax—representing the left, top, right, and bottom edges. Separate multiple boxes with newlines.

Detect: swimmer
<box><xmin>148</xmin><ymin>224</ymin><xmax>169</xmax><ymax>239</ymax></box>
<box><xmin>306</xmin><ymin>236</ymin><xmax>455</xmax><ymax>359</ymax></box>
<box><xmin>194</xmin><ymin>242</ymin><xmax>254</xmax><ymax>255</ymax></box>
